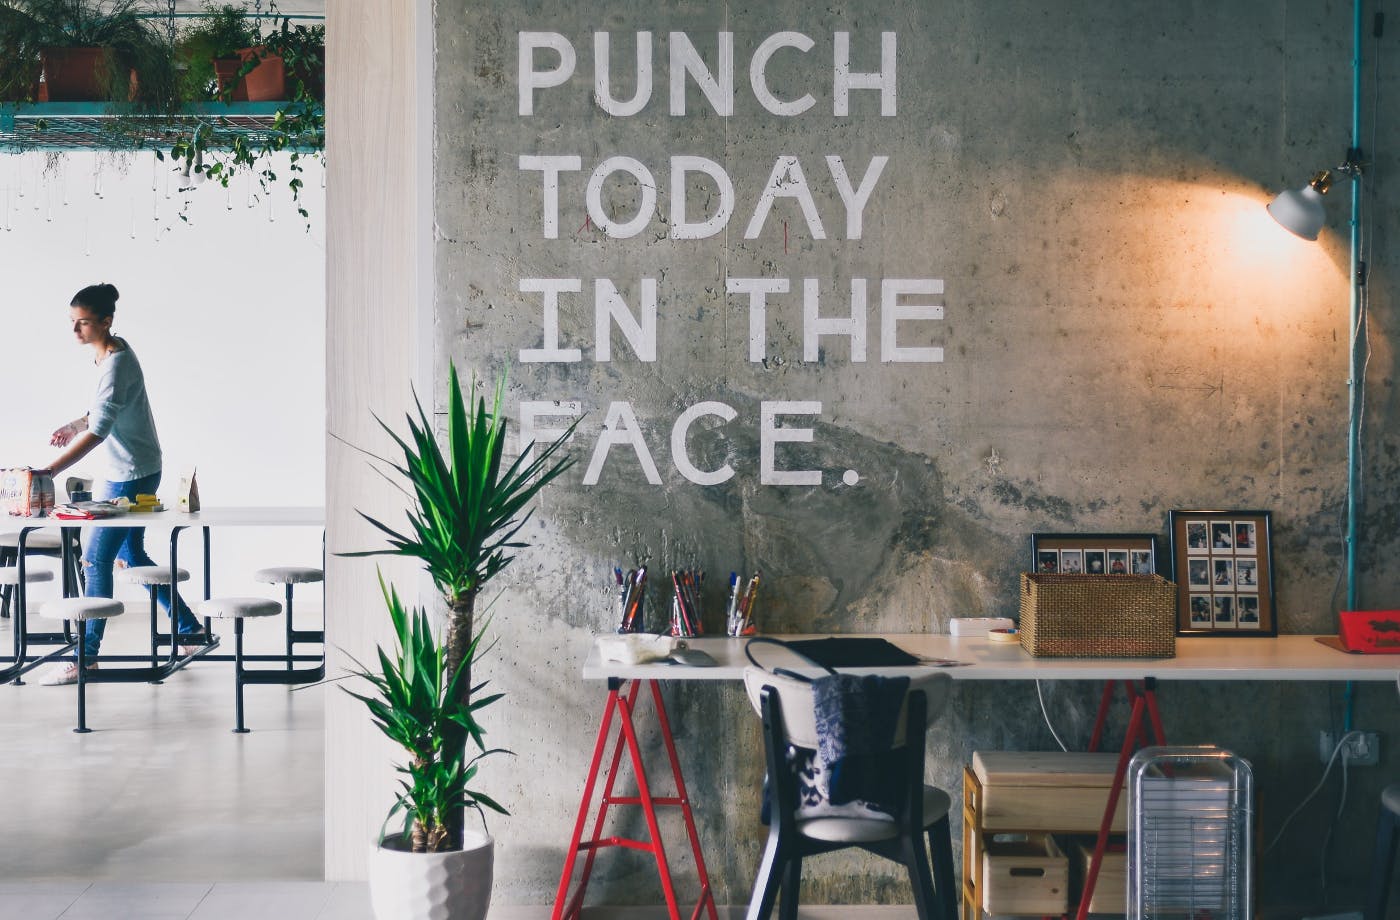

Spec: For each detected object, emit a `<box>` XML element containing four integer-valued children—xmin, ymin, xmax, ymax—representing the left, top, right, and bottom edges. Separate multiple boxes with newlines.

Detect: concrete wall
<box><xmin>415</xmin><ymin>0</ymin><xmax>1398</xmax><ymax>910</ymax></box>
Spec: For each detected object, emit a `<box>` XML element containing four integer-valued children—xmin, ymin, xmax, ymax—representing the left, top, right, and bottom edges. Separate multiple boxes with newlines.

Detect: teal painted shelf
<box><xmin>0</xmin><ymin>102</ymin><xmax>323</xmax><ymax>152</ymax></box>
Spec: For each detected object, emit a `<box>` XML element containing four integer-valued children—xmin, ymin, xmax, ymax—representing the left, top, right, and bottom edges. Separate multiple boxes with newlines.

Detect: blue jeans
<box><xmin>82</xmin><ymin>472</ymin><xmax>201</xmax><ymax>657</ymax></box>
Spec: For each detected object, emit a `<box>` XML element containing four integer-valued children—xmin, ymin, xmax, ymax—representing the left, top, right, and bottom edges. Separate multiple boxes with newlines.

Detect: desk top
<box><xmin>12</xmin><ymin>506</ymin><xmax>324</xmax><ymax>529</ymax></box>
<box><xmin>582</xmin><ymin>633</ymin><xmax>1400</xmax><ymax>683</ymax></box>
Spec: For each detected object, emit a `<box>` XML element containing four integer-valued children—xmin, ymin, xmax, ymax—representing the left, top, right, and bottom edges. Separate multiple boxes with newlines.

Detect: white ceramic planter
<box><xmin>368</xmin><ymin>828</ymin><xmax>494</xmax><ymax>920</ymax></box>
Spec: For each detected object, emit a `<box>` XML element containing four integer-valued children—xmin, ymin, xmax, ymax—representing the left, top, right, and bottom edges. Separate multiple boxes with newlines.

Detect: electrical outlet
<box><xmin>1318</xmin><ymin>730</ymin><xmax>1381</xmax><ymax>766</ymax></box>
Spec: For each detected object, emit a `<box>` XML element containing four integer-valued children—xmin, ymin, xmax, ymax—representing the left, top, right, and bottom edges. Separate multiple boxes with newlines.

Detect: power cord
<box><xmin>1035</xmin><ymin>679</ymin><xmax>1070</xmax><ymax>752</ymax></box>
<box><xmin>1263</xmin><ymin>730</ymin><xmax>1362</xmax><ymax>856</ymax></box>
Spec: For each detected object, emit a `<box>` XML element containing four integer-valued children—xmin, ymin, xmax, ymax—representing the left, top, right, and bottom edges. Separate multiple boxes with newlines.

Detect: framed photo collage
<box><xmin>1168</xmin><ymin>510</ymin><xmax>1275</xmax><ymax>636</ymax></box>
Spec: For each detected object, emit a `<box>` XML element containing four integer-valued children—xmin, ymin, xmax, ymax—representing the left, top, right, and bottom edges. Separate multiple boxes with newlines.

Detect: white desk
<box><xmin>572</xmin><ymin>631</ymin><xmax>1395</xmax><ymax>920</ymax></box>
<box><xmin>581</xmin><ymin>633</ymin><xmax>1400</xmax><ymax>682</ymax></box>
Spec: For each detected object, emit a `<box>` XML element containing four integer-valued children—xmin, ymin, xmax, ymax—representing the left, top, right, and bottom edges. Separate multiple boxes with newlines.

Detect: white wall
<box><xmin>0</xmin><ymin>149</ymin><xmax>325</xmax><ymax>606</ymax></box>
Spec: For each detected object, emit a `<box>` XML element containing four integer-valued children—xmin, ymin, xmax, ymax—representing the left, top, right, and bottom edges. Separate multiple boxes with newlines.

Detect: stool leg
<box><xmin>233</xmin><ymin>618</ymin><xmax>250</xmax><ymax>734</ymax></box>
<box><xmin>149</xmin><ymin>590</ymin><xmax>164</xmax><ymax>681</ymax></box>
<box><xmin>1366</xmin><ymin>798</ymin><xmax>1400</xmax><ymax>920</ymax></box>
<box><xmin>285</xmin><ymin>583</ymin><xmax>295</xmax><ymax>673</ymax></box>
<box><xmin>0</xmin><ymin>545</ymin><xmax>15</xmax><ymax>618</ymax></box>
<box><xmin>74</xmin><ymin>624</ymin><xmax>91</xmax><ymax>734</ymax></box>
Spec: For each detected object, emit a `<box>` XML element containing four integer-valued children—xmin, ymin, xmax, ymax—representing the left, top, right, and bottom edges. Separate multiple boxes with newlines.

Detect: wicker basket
<box><xmin>1019</xmin><ymin>574</ymin><xmax>1176</xmax><ymax>658</ymax></box>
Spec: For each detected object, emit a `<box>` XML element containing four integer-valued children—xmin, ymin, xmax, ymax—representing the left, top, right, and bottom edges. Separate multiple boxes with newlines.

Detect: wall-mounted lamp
<box><xmin>1267</xmin><ymin>170</ymin><xmax>1333</xmax><ymax>240</ymax></box>
<box><xmin>1266</xmin><ymin>156</ymin><xmax>1362</xmax><ymax>241</ymax></box>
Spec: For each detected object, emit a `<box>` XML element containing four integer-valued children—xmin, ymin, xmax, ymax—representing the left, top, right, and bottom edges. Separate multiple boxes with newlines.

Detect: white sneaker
<box><xmin>42</xmin><ymin>663</ymin><xmax>98</xmax><ymax>686</ymax></box>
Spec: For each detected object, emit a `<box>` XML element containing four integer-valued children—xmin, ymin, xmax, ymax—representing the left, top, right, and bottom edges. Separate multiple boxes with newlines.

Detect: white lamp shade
<box><xmin>1267</xmin><ymin>185</ymin><xmax>1327</xmax><ymax>240</ymax></box>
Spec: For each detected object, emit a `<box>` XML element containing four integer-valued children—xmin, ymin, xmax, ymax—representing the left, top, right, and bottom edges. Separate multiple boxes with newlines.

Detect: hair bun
<box><xmin>100</xmin><ymin>283</ymin><xmax>119</xmax><ymax>301</ymax></box>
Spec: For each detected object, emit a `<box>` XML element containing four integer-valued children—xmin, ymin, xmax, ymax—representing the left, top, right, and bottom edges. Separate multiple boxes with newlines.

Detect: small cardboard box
<box><xmin>971</xmin><ymin>751</ymin><xmax>1127</xmax><ymax>832</ymax></box>
<box><xmin>1074</xmin><ymin>840</ymin><xmax>1127</xmax><ymax>914</ymax></box>
<box><xmin>981</xmin><ymin>832</ymin><xmax>1068</xmax><ymax>916</ymax></box>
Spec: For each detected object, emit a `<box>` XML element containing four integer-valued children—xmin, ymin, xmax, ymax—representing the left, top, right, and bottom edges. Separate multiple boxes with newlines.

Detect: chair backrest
<box><xmin>742</xmin><ymin>666</ymin><xmax>951</xmax><ymax>749</ymax></box>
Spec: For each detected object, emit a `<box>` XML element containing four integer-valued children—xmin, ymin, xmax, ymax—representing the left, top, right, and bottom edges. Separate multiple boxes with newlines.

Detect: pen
<box><xmin>725</xmin><ymin>572</ymin><xmax>740</xmax><ymax>636</ymax></box>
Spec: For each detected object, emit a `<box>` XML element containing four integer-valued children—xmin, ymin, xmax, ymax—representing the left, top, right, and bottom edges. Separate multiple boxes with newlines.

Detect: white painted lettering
<box><xmin>518</xmin><ymin>155</ymin><xmax>582</xmax><ymax>239</ymax></box>
<box><xmin>750</xmin><ymin>32</ymin><xmax>816</xmax><ymax>116</ymax></box>
<box><xmin>518</xmin><ymin>32</ymin><xmax>576</xmax><ymax>116</ymax></box>
<box><xmin>670</xmin><ymin>155</ymin><xmax>735</xmax><ymax>240</ymax></box>
<box><xmin>519</xmin><ymin>401</ymin><xmax>583</xmax><ymax>458</ymax></box>
<box><xmin>881</xmin><ymin>279</ymin><xmax>945</xmax><ymax>363</ymax></box>
<box><xmin>760</xmin><ymin>401</ymin><xmax>823</xmax><ymax>486</ymax></box>
<box><xmin>744</xmin><ymin>156</ymin><xmax>825</xmax><ymax>240</ymax></box>
<box><xmin>594</xmin><ymin>32</ymin><xmax>653</xmax><ymax>117</ymax></box>
<box><xmin>671</xmin><ymin>401</ymin><xmax>738</xmax><ymax>485</ymax></box>
<box><xmin>595</xmin><ymin>278</ymin><xmax>657</xmax><ymax>362</ymax></box>
<box><xmin>825</xmin><ymin>155</ymin><xmax>888</xmax><ymax>240</ymax></box>
<box><xmin>833</xmin><ymin>31</ymin><xmax>897</xmax><ymax>116</ymax></box>
<box><xmin>518</xmin><ymin>278</ymin><xmax>583</xmax><ymax>363</ymax></box>
<box><xmin>669</xmin><ymin>32</ymin><xmax>734</xmax><ymax>116</ymax></box>
<box><xmin>803</xmin><ymin>277</ymin><xmax>867</xmax><ymax>362</ymax></box>
<box><xmin>585</xmin><ymin>156</ymin><xmax>657</xmax><ymax>239</ymax></box>
<box><xmin>726</xmin><ymin>277</ymin><xmax>789</xmax><ymax>362</ymax></box>
<box><xmin>583</xmin><ymin>401</ymin><xmax>662</xmax><ymax>485</ymax></box>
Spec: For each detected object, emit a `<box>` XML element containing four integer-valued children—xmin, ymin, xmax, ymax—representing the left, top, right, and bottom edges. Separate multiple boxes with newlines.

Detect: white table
<box><xmin>2</xmin><ymin>507</ymin><xmax>324</xmax><ymax>686</ymax></box>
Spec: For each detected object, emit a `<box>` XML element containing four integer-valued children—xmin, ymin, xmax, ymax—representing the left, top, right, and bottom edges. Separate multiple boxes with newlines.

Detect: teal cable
<box><xmin>1343</xmin><ymin>0</ymin><xmax>1365</xmax><ymax>733</ymax></box>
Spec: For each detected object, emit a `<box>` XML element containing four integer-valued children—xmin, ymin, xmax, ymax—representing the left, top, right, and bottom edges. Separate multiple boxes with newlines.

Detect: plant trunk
<box><xmin>443</xmin><ymin>589</ymin><xmax>477</xmax><ymax>850</ymax></box>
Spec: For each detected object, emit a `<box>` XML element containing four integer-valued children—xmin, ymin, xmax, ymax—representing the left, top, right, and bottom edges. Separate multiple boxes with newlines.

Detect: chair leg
<box><xmin>778</xmin><ymin>852</ymin><xmax>802</xmax><ymax>920</ymax></box>
<box><xmin>746</xmin><ymin>830</ymin><xmax>788</xmax><ymax>920</ymax></box>
<box><xmin>927</xmin><ymin>815</ymin><xmax>958</xmax><ymax>920</ymax></box>
<box><xmin>898</xmin><ymin>826</ymin><xmax>937</xmax><ymax>920</ymax></box>
<box><xmin>1365</xmin><ymin>796</ymin><xmax>1400</xmax><ymax>920</ymax></box>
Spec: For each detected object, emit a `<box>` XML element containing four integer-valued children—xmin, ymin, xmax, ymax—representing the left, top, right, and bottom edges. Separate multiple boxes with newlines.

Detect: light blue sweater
<box><xmin>87</xmin><ymin>338</ymin><xmax>162</xmax><ymax>481</ymax></box>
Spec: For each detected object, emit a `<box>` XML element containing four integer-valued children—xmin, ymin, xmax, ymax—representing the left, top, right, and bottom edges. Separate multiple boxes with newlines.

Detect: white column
<box><xmin>324</xmin><ymin>0</ymin><xmax>434</xmax><ymax>880</ymax></box>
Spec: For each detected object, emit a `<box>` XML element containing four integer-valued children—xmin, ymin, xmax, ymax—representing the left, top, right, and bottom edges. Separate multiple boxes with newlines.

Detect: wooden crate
<box><xmin>971</xmin><ymin>751</ymin><xmax>1127</xmax><ymax>832</ymax></box>
<box><xmin>980</xmin><ymin>832</ymin><xmax>1068</xmax><ymax>916</ymax></box>
<box><xmin>1074</xmin><ymin>840</ymin><xmax>1127</xmax><ymax>914</ymax></box>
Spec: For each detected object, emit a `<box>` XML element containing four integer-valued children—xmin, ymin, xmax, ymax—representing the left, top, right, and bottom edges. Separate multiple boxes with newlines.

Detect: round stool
<box><xmin>255</xmin><ymin>566</ymin><xmax>324</xmax><ymax>673</ymax></box>
<box><xmin>0</xmin><ymin>530</ymin><xmax>73</xmax><ymax>618</ymax></box>
<box><xmin>41</xmin><ymin>597</ymin><xmax>123</xmax><ymax>734</ymax></box>
<box><xmin>198</xmin><ymin>596</ymin><xmax>283</xmax><ymax>733</ymax></box>
<box><xmin>119</xmin><ymin>566</ymin><xmax>192</xmax><ymax>667</ymax></box>
<box><xmin>0</xmin><ymin>567</ymin><xmax>54</xmax><ymax>586</ymax></box>
<box><xmin>0</xmin><ymin>531</ymin><xmax>62</xmax><ymax>550</ymax></box>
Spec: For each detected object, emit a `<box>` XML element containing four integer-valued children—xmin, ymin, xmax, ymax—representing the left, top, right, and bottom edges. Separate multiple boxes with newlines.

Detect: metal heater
<box><xmin>1128</xmin><ymin>745</ymin><xmax>1254</xmax><ymax>919</ymax></box>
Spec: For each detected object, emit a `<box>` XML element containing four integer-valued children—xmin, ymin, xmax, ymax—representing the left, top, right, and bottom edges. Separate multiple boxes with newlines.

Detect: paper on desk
<box><xmin>597</xmin><ymin>634</ymin><xmax>676</xmax><ymax>665</ymax></box>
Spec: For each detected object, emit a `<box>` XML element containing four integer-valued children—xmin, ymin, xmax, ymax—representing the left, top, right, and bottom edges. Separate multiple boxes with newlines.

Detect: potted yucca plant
<box><xmin>346</xmin><ymin>364</ymin><xmax>576</xmax><ymax>920</ymax></box>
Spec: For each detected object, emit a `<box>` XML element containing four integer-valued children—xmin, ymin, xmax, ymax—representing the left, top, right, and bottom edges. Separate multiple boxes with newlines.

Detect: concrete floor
<box><xmin>0</xmin><ymin>605</ymin><xmax>324</xmax><ymax>884</ymax></box>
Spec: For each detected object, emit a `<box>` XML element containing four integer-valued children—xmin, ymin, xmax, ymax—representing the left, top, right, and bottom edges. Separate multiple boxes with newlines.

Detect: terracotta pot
<box><xmin>40</xmin><ymin>47</ymin><xmax>107</xmax><ymax>102</ymax></box>
<box><xmin>213</xmin><ymin>47</ymin><xmax>285</xmax><ymax>102</ymax></box>
<box><xmin>368</xmin><ymin>829</ymin><xmax>494</xmax><ymax>920</ymax></box>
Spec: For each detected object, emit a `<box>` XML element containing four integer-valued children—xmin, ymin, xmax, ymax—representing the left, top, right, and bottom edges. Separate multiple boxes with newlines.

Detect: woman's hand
<box><xmin>50</xmin><ymin>418</ymin><xmax>87</xmax><ymax>447</ymax></box>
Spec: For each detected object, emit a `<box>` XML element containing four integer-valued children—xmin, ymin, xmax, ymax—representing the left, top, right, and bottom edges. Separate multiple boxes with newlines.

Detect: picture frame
<box><xmin>1168</xmin><ymin>510</ymin><xmax>1276</xmax><ymax>637</ymax></box>
<box><xmin>1029</xmin><ymin>532</ymin><xmax>1159</xmax><ymax>576</ymax></box>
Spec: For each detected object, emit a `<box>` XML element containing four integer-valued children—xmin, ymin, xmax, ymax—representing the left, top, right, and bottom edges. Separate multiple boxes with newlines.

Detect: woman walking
<box><xmin>37</xmin><ymin>283</ymin><xmax>204</xmax><ymax>685</ymax></box>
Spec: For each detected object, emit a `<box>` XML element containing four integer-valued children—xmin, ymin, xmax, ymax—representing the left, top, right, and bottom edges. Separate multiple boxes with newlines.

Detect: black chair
<box><xmin>742</xmin><ymin>667</ymin><xmax>957</xmax><ymax>920</ymax></box>
<box><xmin>1365</xmin><ymin>783</ymin><xmax>1400</xmax><ymax>920</ymax></box>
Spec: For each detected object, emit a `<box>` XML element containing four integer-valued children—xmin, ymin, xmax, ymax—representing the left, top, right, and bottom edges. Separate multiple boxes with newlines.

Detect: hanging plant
<box><xmin>163</xmin><ymin>4</ymin><xmax>324</xmax><ymax>227</ymax></box>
